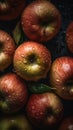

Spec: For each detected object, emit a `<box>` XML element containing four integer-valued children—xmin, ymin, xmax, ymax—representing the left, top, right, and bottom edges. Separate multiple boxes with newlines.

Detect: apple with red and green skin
<box><xmin>0</xmin><ymin>30</ymin><xmax>16</xmax><ymax>71</ymax></box>
<box><xmin>0</xmin><ymin>115</ymin><xmax>33</xmax><ymax>130</ymax></box>
<box><xmin>21</xmin><ymin>0</ymin><xmax>61</xmax><ymax>43</ymax></box>
<box><xmin>59</xmin><ymin>116</ymin><xmax>73</xmax><ymax>130</ymax></box>
<box><xmin>13</xmin><ymin>41</ymin><xmax>51</xmax><ymax>81</ymax></box>
<box><xmin>0</xmin><ymin>73</ymin><xmax>28</xmax><ymax>113</ymax></box>
<box><xmin>66</xmin><ymin>22</ymin><xmax>73</xmax><ymax>53</ymax></box>
<box><xmin>0</xmin><ymin>0</ymin><xmax>26</xmax><ymax>21</ymax></box>
<box><xmin>26</xmin><ymin>92</ymin><xmax>64</xmax><ymax>129</ymax></box>
<box><xmin>50</xmin><ymin>56</ymin><xmax>73</xmax><ymax>100</ymax></box>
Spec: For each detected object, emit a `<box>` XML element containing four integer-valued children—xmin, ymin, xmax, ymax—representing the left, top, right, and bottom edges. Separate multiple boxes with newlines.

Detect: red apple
<box><xmin>21</xmin><ymin>0</ymin><xmax>61</xmax><ymax>43</ymax></box>
<box><xmin>0</xmin><ymin>0</ymin><xmax>26</xmax><ymax>21</ymax></box>
<box><xmin>13</xmin><ymin>41</ymin><xmax>51</xmax><ymax>81</ymax></box>
<box><xmin>0</xmin><ymin>115</ymin><xmax>33</xmax><ymax>130</ymax></box>
<box><xmin>0</xmin><ymin>30</ymin><xmax>16</xmax><ymax>71</ymax></box>
<box><xmin>26</xmin><ymin>92</ymin><xmax>64</xmax><ymax>129</ymax></box>
<box><xmin>0</xmin><ymin>73</ymin><xmax>28</xmax><ymax>113</ymax></box>
<box><xmin>50</xmin><ymin>56</ymin><xmax>73</xmax><ymax>100</ymax></box>
<box><xmin>66</xmin><ymin>22</ymin><xmax>73</xmax><ymax>53</ymax></box>
<box><xmin>59</xmin><ymin>116</ymin><xmax>73</xmax><ymax>130</ymax></box>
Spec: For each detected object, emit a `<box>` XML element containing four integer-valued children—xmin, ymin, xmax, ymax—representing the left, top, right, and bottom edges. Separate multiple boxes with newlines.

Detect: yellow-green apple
<box><xmin>26</xmin><ymin>92</ymin><xmax>64</xmax><ymax>129</ymax></box>
<box><xmin>0</xmin><ymin>115</ymin><xmax>33</xmax><ymax>130</ymax></box>
<box><xmin>21</xmin><ymin>0</ymin><xmax>61</xmax><ymax>43</ymax></box>
<box><xmin>13</xmin><ymin>41</ymin><xmax>51</xmax><ymax>81</ymax></box>
<box><xmin>50</xmin><ymin>56</ymin><xmax>73</xmax><ymax>100</ymax></box>
<box><xmin>0</xmin><ymin>73</ymin><xmax>28</xmax><ymax>113</ymax></box>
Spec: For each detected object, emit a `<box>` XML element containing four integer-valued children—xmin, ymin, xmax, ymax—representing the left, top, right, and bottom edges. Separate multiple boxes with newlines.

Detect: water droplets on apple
<box><xmin>21</xmin><ymin>21</ymin><xmax>24</xmax><ymax>25</ymax></box>
<box><xmin>6</xmin><ymin>37</ymin><xmax>10</xmax><ymax>41</ymax></box>
<box><xmin>69</xmin><ymin>88</ymin><xmax>73</xmax><ymax>95</ymax></box>
<box><xmin>32</xmin><ymin>47</ymin><xmax>35</xmax><ymax>51</ymax></box>
<box><xmin>62</xmin><ymin>63</ymin><xmax>70</xmax><ymax>72</ymax></box>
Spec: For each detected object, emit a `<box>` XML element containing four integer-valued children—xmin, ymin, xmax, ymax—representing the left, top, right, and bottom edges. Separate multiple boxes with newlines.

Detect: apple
<box><xmin>26</xmin><ymin>92</ymin><xmax>64</xmax><ymax>129</ymax></box>
<box><xmin>21</xmin><ymin>0</ymin><xmax>61</xmax><ymax>43</ymax></box>
<box><xmin>0</xmin><ymin>73</ymin><xmax>28</xmax><ymax>113</ymax></box>
<box><xmin>0</xmin><ymin>115</ymin><xmax>33</xmax><ymax>130</ymax></box>
<box><xmin>59</xmin><ymin>116</ymin><xmax>73</xmax><ymax>130</ymax></box>
<box><xmin>13</xmin><ymin>41</ymin><xmax>51</xmax><ymax>81</ymax></box>
<box><xmin>50</xmin><ymin>56</ymin><xmax>73</xmax><ymax>100</ymax></box>
<box><xmin>0</xmin><ymin>30</ymin><xmax>16</xmax><ymax>71</ymax></box>
<box><xmin>66</xmin><ymin>22</ymin><xmax>73</xmax><ymax>53</ymax></box>
<box><xmin>0</xmin><ymin>0</ymin><xmax>26</xmax><ymax>21</ymax></box>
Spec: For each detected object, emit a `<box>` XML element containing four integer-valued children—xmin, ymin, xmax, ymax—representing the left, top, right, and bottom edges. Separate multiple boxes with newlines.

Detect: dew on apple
<box><xmin>0</xmin><ymin>1</ymin><xmax>73</xmax><ymax>130</ymax></box>
<box><xmin>32</xmin><ymin>47</ymin><xmax>35</xmax><ymax>51</ymax></box>
<box><xmin>7</xmin><ymin>37</ymin><xmax>10</xmax><ymax>41</ymax></box>
<box><xmin>62</xmin><ymin>87</ymin><xmax>65</xmax><ymax>91</ymax></box>
<box><xmin>69</xmin><ymin>88</ymin><xmax>73</xmax><ymax>95</ymax></box>
<box><xmin>62</xmin><ymin>63</ymin><xmax>70</xmax><ymax>72</ymax></box>
<box><xmin>68</xmin><ymin>125</ymin><xmax>73</xmax><ymax>130</ymax></box>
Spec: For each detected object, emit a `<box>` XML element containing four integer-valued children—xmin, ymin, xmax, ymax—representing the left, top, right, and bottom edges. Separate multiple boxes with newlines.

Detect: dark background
<box><xmin>0</xmin><ymin>0</ymin><xmax>73</xmax><ymax>130</ymax></box>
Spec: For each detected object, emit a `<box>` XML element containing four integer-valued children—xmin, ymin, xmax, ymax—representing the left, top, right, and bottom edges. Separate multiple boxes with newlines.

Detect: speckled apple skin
<box><xmin>50</xmin><ymin>56</ymin><xmax>73</xmax><ymax>100</ymax></box>
<box><xmin>0</xmin><ymin>73</ymin><xmax>28</xmax><ymax>113</ymax></box>
<box><xmin>66</xmin><ymin>22</ymin><xmax>73</xmax><ymax>53</ymax></box>
<box><xmin>21</xmin><ymin>0</ymin><xmax>61</xmax><ymax>42</ymax></box>
<box><xmin>59</xmin><ymin>117</ymin><xmax>73</xmax><ymax>130</ymax></box>
<box><xmin>26</xmin><ymin>92</ymin><xmax>63</xmax><ymax>129</ymax></box>
<box><xmin>13</xmin><ymin>41</ymin><xmax>51</xmax><ymax>81</ymax></box>
<box><xmin>0</xmin><ymin>0</ymin><xmax>26</xmax><ymax>20</ymax></box>
<box><xmin>0</xmin><ymin>30</ymin><xmax>16</xmax><ymax>71</ymax></box>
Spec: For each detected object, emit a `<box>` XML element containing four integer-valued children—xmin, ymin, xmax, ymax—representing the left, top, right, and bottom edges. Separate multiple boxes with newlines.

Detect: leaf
<box><xmin>28</xmin><ymin>83</ymin><xmax>53</xmax><ymax>94</ymax></box>
<box><xmin>12</xmin><ymin>22</ymin><xmax>25</xmax><ymax>46</ymax></box>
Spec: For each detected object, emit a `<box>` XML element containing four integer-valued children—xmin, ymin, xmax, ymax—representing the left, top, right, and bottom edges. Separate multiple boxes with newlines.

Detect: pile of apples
<box><xmin>0</xmin><ymin>0</ymin><xmax>73</xmax><ymax>130</ymax></box>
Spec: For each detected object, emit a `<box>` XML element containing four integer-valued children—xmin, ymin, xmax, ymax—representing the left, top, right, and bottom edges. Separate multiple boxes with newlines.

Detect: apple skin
<box><xmin>26</xmin><ymin>92</ymin><xmax>64</xmax><ymax>129</ymax></box>
<box><xmin>0</xmin><ymin>0</ymin><xmax>26</xmax><ymax>21</ymax></box>
<box><xmin>50</xmin><ymin>56</ymin><xmax>73</xmax><ymax>100</ymax></box>
<box><xmin>59</xmin><ymin>116</ymin><xmax>73</xmax><ymax>130</ymax></box>
<box><xmin>0</xmin><ymin>30</ymin><xmax>16</xmax><ymax>71</ymax></box>
<box><xmin>13</xmin><ymin>41</ymin><xmax>51</xmax><ymax>81</ymax></box>
<box><xmin>0</xmin><ymin>73</ymin><xmax>28</xmax><ymax>113</ymax></box>
<box><xmin>21</xmin><ymin>0</ymin><xmax>61</xmax><ymax>43</ymax></box>
<box><xmin>0</xmin><ymin>115</ymin><xmax>33</xmax><ymax>130</ymax></box>
<box><xmin>66</xmin><ymin>22</ymin><xmax>73</xmax><ymax>53</ymax></box>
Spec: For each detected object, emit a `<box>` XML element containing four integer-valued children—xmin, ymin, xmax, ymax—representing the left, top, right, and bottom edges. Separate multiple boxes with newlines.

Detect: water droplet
<box><xmin>7</xmin><ymin>37</ymin><xmax>10</xmax><ymax>41</ymax></box>
<box><xmin>31</xmin><ymin>105</ymin><xmax>35</xmax><ymax>110</ymax></box>
<box><xmin>21</xmin><ymin>22</ymin><xmax>24</xmax><ymax>25</ymax></box>
<box><xmin>62</xmin><ymin>87</ymin><xmax>65</xmax><ymax>90</ymax></box>
<box><xmin>56</xmin><ymin>79</ymin><xmax>60</xmax><ymax>82</ymax></box>
<box><xmin>40</xmin><ymin>112</ymin><xmax>43</xmax><ymax>116</ymax></box>
<box><xmin>32</xmin><ymin>47</ymin><xmax>35</xmax><ymax>51</ymax></box>
<box><xmin>70</xmin><ymin>88</ymin><xmax>73</xmax><ymax>95</ymax></box>
<box><xmin>24</xmin><ymin>68</ymin><xmax>27</xmax><ymax>72</ymax></box>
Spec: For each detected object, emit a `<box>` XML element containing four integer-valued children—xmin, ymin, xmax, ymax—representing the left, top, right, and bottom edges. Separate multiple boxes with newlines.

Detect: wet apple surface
<box><xmin>26</xmin><ymin>92</ymin><xmax>64</xmax><ymax>129</ymax></box>
<box><xmin>50</xmin><ymin>56</ymin><xmax>73</xmax><ymax>100</ymax></box>
<box><xmin>59</xmin><ymin>116</ymin><xmax>73</xmax><ymax>130</ymax></box>
<box><xmin>0</xmin><ymin>0</ymin><xmax>26</xmax><ymax>21</ymax></box>
<box><xmin>21</xmin><ymin>0</ymin><xmax>61</xmax><ymax>43</ymax></box>
<box><xmin>0</xmin><ymin>0</ymin><xmax>73</xmax><ymax>130</ymax></box>
<box><xmin>0</xmin><ymin>73</ymin><xmax>28</xmax><ymax>113</ymax></box>
<box><xmin>0</xmin><ymin>30</ymin><xmax>16</xmax><ymax>71</ymax></box>
<box><xmin>13</xmin><ymin>41</ymin><xmax>51</xmax><ymax>81</ymax></box>
<box><xmin>66</xmin><ymin>22</ymin><xmax>73</xmax><ymax>53</ymax></box>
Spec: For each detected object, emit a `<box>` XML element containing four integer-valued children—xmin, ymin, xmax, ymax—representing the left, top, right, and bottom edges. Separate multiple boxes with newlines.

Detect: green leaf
<box><xmin>12</xmin><ymin>22</ymin><xmax>25</xmax><ymax>46</ymax></box>
<box><xmin>28</xmin><ymin>83</ymin><xmax>52</xmax><ymax>94</ymax></box>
